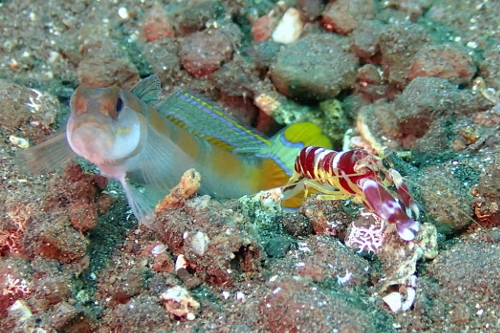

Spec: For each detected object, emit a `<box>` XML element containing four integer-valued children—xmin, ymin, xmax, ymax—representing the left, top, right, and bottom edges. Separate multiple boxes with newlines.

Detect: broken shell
<box><xmin>151</xmin><ymin>243</ymin><xmax>168</xmax><ymax>255</ymax></box>
<box><xmin>160</xmin><ymin>286</ymin><xmax>200</xmax><ymax>320</ymax></box>
<box><xmin>383</xmin><ymin>291</ymin><xmax>403</xmax><ymax>313</ymax></box>
<box><xmin>190</xmin><ymin>231</ymin><xmax>209</xmax><ymax>256</ymax></box>
<box><xmin>9</xmin><ymin>136</ymin><xmax>30</xmax><ymax>149</ymax></box>
<box><xmin>175</xmin><ymin>254</ymin><xmax>188</xmax><ymax>272</ymax></box>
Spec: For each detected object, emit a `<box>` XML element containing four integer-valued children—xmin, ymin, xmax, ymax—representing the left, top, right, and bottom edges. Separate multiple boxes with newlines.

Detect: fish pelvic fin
<box><xmin>119</xmin><ymin>177</ymin><xmax>158</xmax><ymax>229</ymax></box>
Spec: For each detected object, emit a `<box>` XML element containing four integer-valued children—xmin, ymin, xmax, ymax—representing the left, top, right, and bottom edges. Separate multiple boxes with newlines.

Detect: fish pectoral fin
<box><xmin>17</xmin><ymin>132</ymin><xmax>75</xmax><ymax>175</ymax></box>
<box><xmin>125</xmin><ymin>124</ymin><xmax>197</xmax><ymax>205</ymax></box>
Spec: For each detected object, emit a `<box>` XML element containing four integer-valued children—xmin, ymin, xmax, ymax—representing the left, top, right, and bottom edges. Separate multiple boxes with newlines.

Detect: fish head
<box><xmin>67</xmin><ymin>85</ymin><xmax>147</xmax><ymax>166</ymax></box>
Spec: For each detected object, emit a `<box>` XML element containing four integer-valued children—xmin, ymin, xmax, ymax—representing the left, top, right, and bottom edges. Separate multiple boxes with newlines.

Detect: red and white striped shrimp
<box><xmin>282</xmin><ymin>146</ymin><xmax>420</xmax><ymax>241</ymax></box>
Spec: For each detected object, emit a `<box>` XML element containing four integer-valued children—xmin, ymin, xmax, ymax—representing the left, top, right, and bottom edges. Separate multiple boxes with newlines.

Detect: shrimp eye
<box><xmin>116</xmin><ymin>97</ymin><xmax>124</xmax><ymax>113</ymax></box>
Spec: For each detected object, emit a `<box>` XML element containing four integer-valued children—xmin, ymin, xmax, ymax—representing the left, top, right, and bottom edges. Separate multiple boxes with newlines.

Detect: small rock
<box><xmin>31</xmin><ymin>216</ymin><xmax>88</xmax><ymax>264</ymax></box>
<box><xmin>105</xmin><ymin>296</ymin><xmax>170</xmax><ymax>331</ymax></box>
<box><xmin>210</xmin><ymin>60</ymin><xmax>257</xmax><ymax>99</ymax></box>
<box><xmin>143</xmin><ymin>38</ymin><xmax>181</xmax><ymax>85</ymax></box>
<box><xmin>271</xmin><ymin>34</ymin><xmax>359</xmax><ymax>102</ymax></box>
<box><xmin>356</xmin><ymin>64</ymin><xmax>387</xmax><ymax>101</ymax></box>
<box><xmin>282</xmin><ymin>212</ymin><xmax>312</xmax><ymax>236</ymax></box>
<box><xmin>321</xmin><ymin>0</ymin><xmax>375</xmax><ymax>35</ymax></box>
<box><xmin>108</xmin><ymin>269</ymin><xmax>145</xmax><ymax>306</ymax></box>
<box><xmin>356</xmin><ymin>76</ymin><xmax>466</xmax><ymax>150</ymax></box>
<box><xmin>49</xmin><ymin>302</ymin><xmax>78</xmax><ymax>331</ymax></box>
<box><xmin>417</xmin><ymin>164</ymin><xmax>474</xmax><ymax>234</ymax></box>
<box><xmin>428</xmin><ymin>241</ymin><xmax>500</xmax><ymax>304</ymax></box>
<box><xmin>143</xmin><ymin>5</ymin><xmax>175</xmax><ymax>42</ymax></box>
<box><xmin>479</xmin><ymin>47</ymin><xmax>500</xmax><ymax>91</ymax></box>
<box><xmin>351</xmin><ymin>20</ymin><xmax>383</xmax><ymax>60</ymax></box>
<box><xmin>264</xmin><ymin>237</ymin><xmax>293</xmax><ymax>258</ymax></box>
<box><xmin>0</xmin><ymin>81</ymin><xmax>58</xmax><ymax>140</ymax></box>
<box><xmin>179</xmin><ymin>29</ymin><xmax>232</xmax><ymax>78</ymax></box>
<box><xmin>160</xmin><ymin>285</ymin><xmax>200</xmax><ymax>320</ymax></box>
<box><xmin>408</xmin><ymin>44</ymin><xmax>476</xmax><ymax>84</ymax></box>
<box><xmin>259</xmin><ymin>276</ymin><xmax>387</xmax><ymax>332</ymax></box>
<box><xmin>379</xmin><ymin>23</ymin><xmax>429</xmax><ymax>89</ymax></box>
<box><xmin>172</xmin><ymin>0</ymin><xmax>222</xmax><ymax>35</ymax></box>
<box><xmin>252</xmin><ymin>15</ymin><xmax>276</xmax><ymax>41</ymax></box>
<box><xmin>296</xmin><ymin>0</ymin><xmax>325</xmax><ymax>22</ymax></box>
<box><xmin>77</xmin><ymin>35</ymin><xmax>139</xmax><ymax>88</ymax></box>
<box><xmin>247</xmin><ymin>40</ymin><xmax>282</xmax><ymax>72</ymax></box>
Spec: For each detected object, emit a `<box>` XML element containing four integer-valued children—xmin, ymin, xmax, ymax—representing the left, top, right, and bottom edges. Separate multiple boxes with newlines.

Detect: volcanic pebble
<box><xmin>143</xmin><ymin>5</ymin><xmax>175</xmax><ymax>42</ymax></box>
<box><xmin>77</xmin><ymin>36</ymin><xmax>139</xmax><ymax>89</ymax></box>
<box><xmin>259</xmin><ymin>277</ymin><xmax>390</xmax><ymax>332</ymax></box>
<box><xmin>0</xmin><ymin>80</ymin><xmax>58</xmax><ymax>140</ymax></box>
<box><xmin>351</xmin><ymin>20</ymin><xmax>383</xmax><ymax>60</ymax></box>
<box><xmin>428</xmin><ymin>242</ymin><xmax>500</xmax><ymax>304</ymax></box>
<box><xmin>144</xmin><ymin>38</ymin><xmax>181</xmax><ymax>84</ymax></box>
<box><xmin>321</xmin><ymin>0</ymin><xmax>375</xmax><ymax>35</ymax></box>
<box><xmin>408</xmin><ymin>44</ymin><xmax>476</xmax><ymax>84</ymax></box>
<box><xmin>379</xmin><ymin>23</ymin><xmax>429</xmax><ymax>89</ymax></box>
<box><xmin>179</xmin><ymin>29</ymin><xmax>232</xmax><ymax>78</ymax></box>
<box><xmin>271</xmin><ymin>34</ymin><xmax>359</xmax><ymax>102</ymax></box>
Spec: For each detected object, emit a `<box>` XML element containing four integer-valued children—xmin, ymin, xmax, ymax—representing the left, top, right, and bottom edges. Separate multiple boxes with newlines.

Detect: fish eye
<box><xmin>116</xmin><ymin>97</ymin><xmax>124</xmax><ymax>113</ymax></box>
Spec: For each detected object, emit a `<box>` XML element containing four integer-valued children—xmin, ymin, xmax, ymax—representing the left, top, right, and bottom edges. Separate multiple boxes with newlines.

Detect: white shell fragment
<box><xmin>383</xmin><ymin>292</ymin><xmax>403</xmax><ymax>313</ymax></box>
<box><xmin>175</xmin><ymin>254</ymin><xmax>188</xmax><ymax>272</ymax></box>
<box><xmin>190</xmin><ymin>231</ymin><xmax>209</xmax><ymax>256</ymax></box>
<box><xmin>160</xmin><ymin>286</ymin><xmax>200</xmax><ymax>320</ymax></box>
<box><xmin>271</xmin><ymin>8</ymin><xmax>303</xmax><ymax>44</ymax></box>
<box><xmin>118</xmin><ymin>7</ymin><xmax>129</xmax><ymax>20</ymax></box>
<box><xmin>9</xmin><ymin>136</ymin><xmax>30</xmax><ymax>149</ymax></box>
<box><xmin>151</xmin><ymin>243</ymin><xmax>168</xmax><ymax>255</ymax></box>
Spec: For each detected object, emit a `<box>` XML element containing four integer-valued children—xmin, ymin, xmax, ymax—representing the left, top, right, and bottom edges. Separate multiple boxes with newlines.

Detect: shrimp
<box><xmin>282</xmin><ymin>146</ymin><xmax>420</xmax><ymax>241</ymax></box>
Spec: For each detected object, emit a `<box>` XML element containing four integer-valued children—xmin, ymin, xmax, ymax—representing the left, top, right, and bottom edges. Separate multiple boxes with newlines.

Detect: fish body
<box><xmin>21</xmin><ymin>76</ymin><xmax>331</xmax><ymax>226</ymax></box>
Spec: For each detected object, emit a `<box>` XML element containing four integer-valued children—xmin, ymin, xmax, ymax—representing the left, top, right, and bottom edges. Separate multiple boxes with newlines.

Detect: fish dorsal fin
<box><xmin>157</xmin><ymin>90</ymin><xmax>268</xmax><ymax>153</ymax></box>
<box><xmin>130</xmin><ymin>75</ymin><xmax>162</xmax><ymax>106</ymax></box>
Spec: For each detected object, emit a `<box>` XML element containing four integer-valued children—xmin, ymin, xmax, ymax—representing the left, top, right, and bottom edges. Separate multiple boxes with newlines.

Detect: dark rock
<box><xmin>379</xmin><ymin>23</ymin><xmax>429</xmax><ymax>89</ymax></box>
<box><xmin>271</xmin><ymin>34</ymin><xmax>359</xmax><ymax>102</ymax></box>
<box><xmin>264</xmin><ymin>237</ymin><xmax>293</xmax><ymax>258</ymax></box>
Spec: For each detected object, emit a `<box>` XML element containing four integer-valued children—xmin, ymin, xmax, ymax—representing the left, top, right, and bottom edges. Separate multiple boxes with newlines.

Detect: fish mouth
<box><xmin>67</xmin><ymin>121</ymin><xmax>116</xmax><ymax>165</ymax></box>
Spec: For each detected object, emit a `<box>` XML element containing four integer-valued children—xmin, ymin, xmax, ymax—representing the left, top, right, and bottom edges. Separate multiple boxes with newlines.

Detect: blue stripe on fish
<box><xmin>159</xmin><ymin>90</ymin><xmax>269</xmax><ymax>152</ymax></box>
<box><xmin>279</xmin><ymin>132</ymin><xmax>305</xmax><ymax>149</ymax></box>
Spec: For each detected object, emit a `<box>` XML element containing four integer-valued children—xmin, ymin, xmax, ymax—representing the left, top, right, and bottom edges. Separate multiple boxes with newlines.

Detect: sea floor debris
<box><xmin>2</xmin><ymin>0</ymin><xmax>500</xmax><ymax>332</ymax></box>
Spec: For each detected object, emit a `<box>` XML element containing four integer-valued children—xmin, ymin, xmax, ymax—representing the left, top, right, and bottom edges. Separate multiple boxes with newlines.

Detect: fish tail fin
<box><xmin>256</xmin><ymin>122</ymin><xmax>331</xmax><ymax>208</ymax></box>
